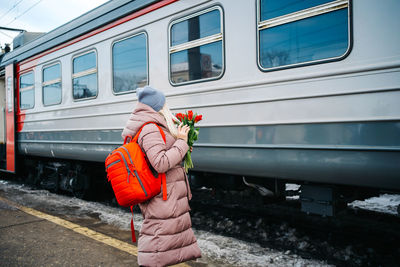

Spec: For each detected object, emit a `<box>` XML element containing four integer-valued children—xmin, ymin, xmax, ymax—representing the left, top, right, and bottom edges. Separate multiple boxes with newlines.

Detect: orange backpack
<box><xmin>105</xmin><ymin>122</ymin><xmax>167</xmax><ymax>242</ymax></box>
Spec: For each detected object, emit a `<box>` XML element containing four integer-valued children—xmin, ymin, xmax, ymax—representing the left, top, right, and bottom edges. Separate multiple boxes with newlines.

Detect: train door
<box><xmin>0</xmin><ymin>63</ymin><xmax>16</xmax><ymax>173</ymax></box>
<box><xmin>0</xmin><ymin>69</ymin><xmax>5</xmax><ymax>170</ymax></box>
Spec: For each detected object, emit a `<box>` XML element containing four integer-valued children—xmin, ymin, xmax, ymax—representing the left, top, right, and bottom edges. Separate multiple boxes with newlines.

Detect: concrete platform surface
<box><xmin>0</xmin><ymin>196</ymin><xmax>198</xmax><ymax>267</ymax></box>
<box><xmin>0</xmin><ymin>199</ymin><xmax>139</xmax><ymax>266</ymax></box>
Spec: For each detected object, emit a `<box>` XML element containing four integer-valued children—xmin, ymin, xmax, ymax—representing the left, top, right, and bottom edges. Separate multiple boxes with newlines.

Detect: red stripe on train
<box><xmin>16</xmin><ymin>64</ymin><xmax>26</xmax><ymax>133</ymax></box>
<box><xmin>16</xmin><ymin>0</ymin><xmax>178</xmax><ymax>133</ymax></box>
<box><xmin>18</xmin><ymin>0</ymin><xmax>178</xmax><ymax>72</ymax></box>
<box><xmin>5</xmin><ymin>64</ymin><xmax>15</xmax><ymax>172</ymax></box>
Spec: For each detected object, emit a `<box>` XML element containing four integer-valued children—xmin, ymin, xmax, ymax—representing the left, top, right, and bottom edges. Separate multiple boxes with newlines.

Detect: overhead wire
<box><xmin>0</xmin><ymin>0</ymin><xmax>38</xmax><ymax>47</ymax></box>
<box><xmin>0</xmin><ymin>31</ymin><xmax>14</xmax><ymax>38</ymax></box>
<box><xmin>0</xmin><ymin>0</ymin><xmax>25</xmax><ymax>21</ymax></box>
<box><xmin>0</xmin><ymin>0</ymin><xmax>25</xmax><ymax>42</ymax></box>
<box><xmin>5</xmin><ymin>0</ymin><xmax>44</xmax><ymax>26</ymax></box>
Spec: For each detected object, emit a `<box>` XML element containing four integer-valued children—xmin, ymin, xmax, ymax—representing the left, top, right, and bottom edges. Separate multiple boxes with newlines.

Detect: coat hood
<box><xmin>122</xmin><ymin>102</ymin><xmax>168</xmax><ymax>139</ymax></box>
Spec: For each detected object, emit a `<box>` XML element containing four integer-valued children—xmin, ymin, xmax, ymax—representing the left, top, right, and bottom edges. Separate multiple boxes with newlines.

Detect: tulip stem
<box><xmin>184</xmin><ymin>150</ymin><xmax>193</xmax><ymax>173</ymax></box>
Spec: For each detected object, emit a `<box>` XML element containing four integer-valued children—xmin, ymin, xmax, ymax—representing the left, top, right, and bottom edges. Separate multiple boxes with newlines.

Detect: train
<box><xmin>1</xmin><ymin>0</ymin><xmax>399</xmax><ymax>215</ymax></box>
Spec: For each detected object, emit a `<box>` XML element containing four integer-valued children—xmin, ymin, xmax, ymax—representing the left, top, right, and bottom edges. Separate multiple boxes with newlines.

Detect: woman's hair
<box><xmin>159</xmin><ymin>104</ymin><xmax>179</xmax><ymax>138</ymax></box>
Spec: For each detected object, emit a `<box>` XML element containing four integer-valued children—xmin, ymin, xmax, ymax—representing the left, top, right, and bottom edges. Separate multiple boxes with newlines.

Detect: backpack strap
<box><xmin>132</xmin><ymin>122</ymin><xmax>166</xmax><ymax>143</ymax></box>
<box><xmin>124</xmin><ymin>122</ymin><xmax>166</xmax><ymax>145</ymax></box>
<box><xmin>130</xmin><ymin>206</ymin><xmax>136</xmax><ymax>243</ymax></box>
<box><xmin>161</xmin><ymin>173</ymin><xmax>167</xmax><ymax>200</ymax></box>
<box><xmin>123</xmin><ymin>135</ymin><xmax>132</xmax><ymax>144</ymax></box>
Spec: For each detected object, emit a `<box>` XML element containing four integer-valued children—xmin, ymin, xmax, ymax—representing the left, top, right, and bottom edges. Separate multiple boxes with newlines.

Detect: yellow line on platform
<box><xmin>0</xmin><ymin>196</ymin><xmax>190</xmax><ymax>267</ymax></box>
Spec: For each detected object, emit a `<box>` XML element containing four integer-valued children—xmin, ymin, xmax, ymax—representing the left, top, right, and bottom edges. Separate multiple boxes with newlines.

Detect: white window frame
<box><xmin>19</xmin><ymin>71</ymin><xmax>35</xmax><ymax>110</ymax></box>
<box><xmin>71</xmin><ymin>49</ymin><xmax>98</xmax><ymax>101</ymax></box>
<box><xmin>42</xmin><ymin>62</ymin><xmax>62</xmax><ymax>106</ymax></box>
<box><xmin>168</xmin><ymin>5</ymin><xmax>225</xmax><ymax>86</ymax></box>
<box><xmin>257</xmin><ymin>0</ymin><xmax>351</xmax><ymax>71</ymax></box>
<box><xmin>111</xmin><ymin>31</ymin><xmax>149</xmax><ymax>95</ymax></box>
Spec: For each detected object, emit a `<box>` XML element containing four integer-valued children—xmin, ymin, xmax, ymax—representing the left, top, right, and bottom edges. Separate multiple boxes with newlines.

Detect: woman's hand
<box><xmin>177</xmin><ymin>123</ymin><xmax>190</xmax><ymax>143</ymax></box>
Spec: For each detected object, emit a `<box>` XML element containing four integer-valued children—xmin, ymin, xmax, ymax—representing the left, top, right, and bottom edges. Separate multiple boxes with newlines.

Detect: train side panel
<box><xmin>14</xmin><ymin>0</ymin><xmax>400</xmax><ymax>190</ymax></box>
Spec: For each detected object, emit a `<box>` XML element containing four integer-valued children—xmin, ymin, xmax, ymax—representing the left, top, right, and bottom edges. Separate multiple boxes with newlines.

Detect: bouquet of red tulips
<box><xmin>175</xmin><ymin>110</ymin><xmax>202</xmax><ymax>173</ymax></box>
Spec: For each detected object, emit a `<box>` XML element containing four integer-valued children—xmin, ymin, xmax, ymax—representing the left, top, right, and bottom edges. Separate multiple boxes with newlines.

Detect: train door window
<box><xmin>169</xmin><ymin>6</ymin><xmax>224</xmax><ymax>85</ymax></box>
<box><xmin>19</xmin><ymin>71</ymin><xmax>35</xmax><ymax>110</ymax></box>
<box><xmin>42</xmin><ymin>63</ymin><xmax>62</xmax><ymax>106</ymax></box>
<box><xmin>257</xmin><ymin>0</ymin><xmax>350</xmax><ymax>71</ymax></box>
<box><xmin>112</xmin><ymin>32</ymin><xmax>148</xmax><ymax>94</ymax></box>
<box><xmin>72</xmin><ymin>50</ymin><xmax>98</xmax><ymax>100</ymax></box>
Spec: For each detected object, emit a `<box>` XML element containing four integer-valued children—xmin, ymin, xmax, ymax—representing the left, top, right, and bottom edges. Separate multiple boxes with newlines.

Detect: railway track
<box><xmin>189</xmin><ymin>188</ymin><xmax>400</xmax><ymax>266</ymax></box>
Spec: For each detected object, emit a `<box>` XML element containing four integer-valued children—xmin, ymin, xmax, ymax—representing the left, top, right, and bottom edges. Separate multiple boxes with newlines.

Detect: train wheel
<box><xmin>36</xmin><ymin>161</ymin><xmax>60</xmax><ymax>193</ymax></box>
<box><xmin>70</xmin><ymin>167</ymin><xmax>91</xmax><ymax>199</ymax></box>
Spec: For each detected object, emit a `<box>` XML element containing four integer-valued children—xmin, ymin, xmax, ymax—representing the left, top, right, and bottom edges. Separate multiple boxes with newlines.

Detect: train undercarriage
<box><xmin>15</xmin><ymin>156</ymin><xmax>385</xmax><ymax>217</ymax></box>
<box><xmin>18</xmin><ymin>156</ymin><xmax>106</xmax><ymax>199</ymax></box>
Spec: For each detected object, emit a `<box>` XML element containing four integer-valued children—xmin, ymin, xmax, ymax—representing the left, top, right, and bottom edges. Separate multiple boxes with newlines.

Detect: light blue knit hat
<box><xmin>136</xmin><ymin>86</ymin><xmax>166</xmax><ymax>112</ymax></box>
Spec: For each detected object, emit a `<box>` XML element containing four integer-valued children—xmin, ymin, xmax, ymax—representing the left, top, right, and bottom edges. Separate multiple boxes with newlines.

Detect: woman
<box><xmin>122</xmin><ymin>86</ymin><xmax>202</xmax><ymax>267</ymax></box>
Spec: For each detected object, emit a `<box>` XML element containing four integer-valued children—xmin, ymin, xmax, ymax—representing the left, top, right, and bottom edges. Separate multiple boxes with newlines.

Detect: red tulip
<box><xmin>175</xmin><ymin>113</ymin><xmax>184</xmax><ymax>122</ymax></box>
<box><xmin>187</xmin><ymin>110</ymin><xmax>194</xmax><ymax>121</ymax></box>
<box><xmin>194</xmin><ymin>115</ymin><xmax>202</xmax><ymax>123</ymax></box>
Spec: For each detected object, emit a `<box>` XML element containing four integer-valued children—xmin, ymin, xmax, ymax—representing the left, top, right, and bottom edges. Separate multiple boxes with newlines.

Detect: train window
<box><xmin>258</xmin><ymin>0</ymin><xmax>350</xmax><ymax>71</ymax></box>
<box><xmin>72</xmin><ymin>51</ymin><xmax>98</xmax><ymax>100</ymax></box>
<box><xmin>112</xmin><ymin>32</ymin><xmax>148</xmax><ymax>94</ymax></box>
<box><xmin>169</xmin><ymin>6</ymin><xmax>224</xmax><ymax>85</ymax></box>
<box><xmin>19</xmin><ymin>71</ymin><xmax>34</xmax><ymax>110</ymax></box>
<box><xmin>42</xmin><ymin>63</ymin><xmax>62</xmax><ymax>106</ymax></box>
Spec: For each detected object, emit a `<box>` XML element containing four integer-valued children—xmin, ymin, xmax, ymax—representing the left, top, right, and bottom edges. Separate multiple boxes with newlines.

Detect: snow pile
<box><xmin>286</xmin><ymin>183</ymin><xmax>300</xmax><ymax>191</ymax></box>
<box><xmin>286</xmin><ymin>183</ymin><xmax>301</xmax><ymax>200</ymax></box>
<box><xmin>284</xmin><ymin>182</ymin><xmax>400</xmax><ymax>216</ymax></box>
<box><xmin>195</xmin><ymin>229</ymin><xmax>332</xmax><ymax>267</ymax></box>
<box><xmin>0</xmin><ymin>179</ymin><xmax>143</xmax><ymax>230</ymax></box>
<box><xmin>349</xmin><ymin>193</ymin><xmax>400</xmax><ymax>215</ymax></box>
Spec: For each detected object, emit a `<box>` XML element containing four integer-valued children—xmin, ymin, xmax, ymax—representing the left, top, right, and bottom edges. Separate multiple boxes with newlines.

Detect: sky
<box><xmin>0</xmin><ymin>0</ymin><xmax>109</xmax><ymax>50</ymax></box>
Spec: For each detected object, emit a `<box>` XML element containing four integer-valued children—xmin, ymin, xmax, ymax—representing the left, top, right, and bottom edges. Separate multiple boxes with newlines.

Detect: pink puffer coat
<box><xmin>122</xmin><ymin>102</ymin><xmax>201</xmax><ymax>267</ymax></box>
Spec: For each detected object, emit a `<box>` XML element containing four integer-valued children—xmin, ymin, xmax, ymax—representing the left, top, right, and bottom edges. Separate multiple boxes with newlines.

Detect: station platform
<box><xmin>0</xmin><ymin>196</ymin><xmax>199</xmax><ymax>267</ymax></box>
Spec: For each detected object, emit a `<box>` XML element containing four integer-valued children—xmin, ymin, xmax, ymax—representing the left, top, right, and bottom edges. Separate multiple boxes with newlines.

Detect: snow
<box><xmin>194</xmin><ymin>230</ymin><xmax>332</xmax><ymax>267</ymax></box>
<box><xmin>285</xmin><ymin>183</ymin><xmax>400</xmax><ymax>215</ymax></box>
<box><xmin>286</xmin><ymin>183</ymin><xmax>300</xmax><ymax>200</ymax></box>
<box><xmin>1</xmin><ymin>179</ymin><xmax>399</xmax><ymax>266</ymax></box>
<box><xmin>286</xmin><ymin>183</ymin><xmax>300</xmax><ymax>191</ymax></box>
<box><xmin>349</xmin><ymin>193</ymin><xmax>400</xmax><ymax>215</ymax></box>
<box><xmin>0</xmin><ymin>179</ymin><xmax>332</xmax><ymax>266</ymax></box>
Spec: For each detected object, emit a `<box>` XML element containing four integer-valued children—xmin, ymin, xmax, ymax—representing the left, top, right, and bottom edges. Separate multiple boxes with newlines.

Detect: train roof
<box><xmin>0</xmin><ymin>0</ymin><xmax>160</xmax><ymax>68</ymax></box>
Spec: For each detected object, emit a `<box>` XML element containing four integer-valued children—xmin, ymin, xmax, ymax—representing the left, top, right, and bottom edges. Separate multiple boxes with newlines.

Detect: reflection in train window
<box><xmin>43</xmin><ymin>63</ymin><xmax>62</xmax><ymax>106</ymax></box>
<box><xmin>258</xmin><ymin>0</ymin><xmax>350</xmax><ymax>70</ymax></box>
<box><xmin>260</xmin><ymin>0</ymin><xmax>334</xmax><ymax>20</ymax></box>
<box><xmin>19</xmin><ymin>71</ymin><xmax>34</xmax><ymax>110</ymax></box>
<box><xmin>72</xmin><ymin>51</ymin><xmax>98</xmax><ymax>100</ymax></box>
<box><xmin>112</xmin><ymin>33</ymin><xmax>148</xmax><ymax>94</ymax></box>
<box><xmin>169</xmin><ymin>7</ymin><xmax>224</xmax><ymax>85</ymax></box>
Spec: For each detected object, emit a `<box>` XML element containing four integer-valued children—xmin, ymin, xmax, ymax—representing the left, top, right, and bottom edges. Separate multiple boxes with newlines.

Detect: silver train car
<box><xmin>0</xmin><ymin>0</ymin><xmax>399</xmax><ymax>212</ymax></box>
